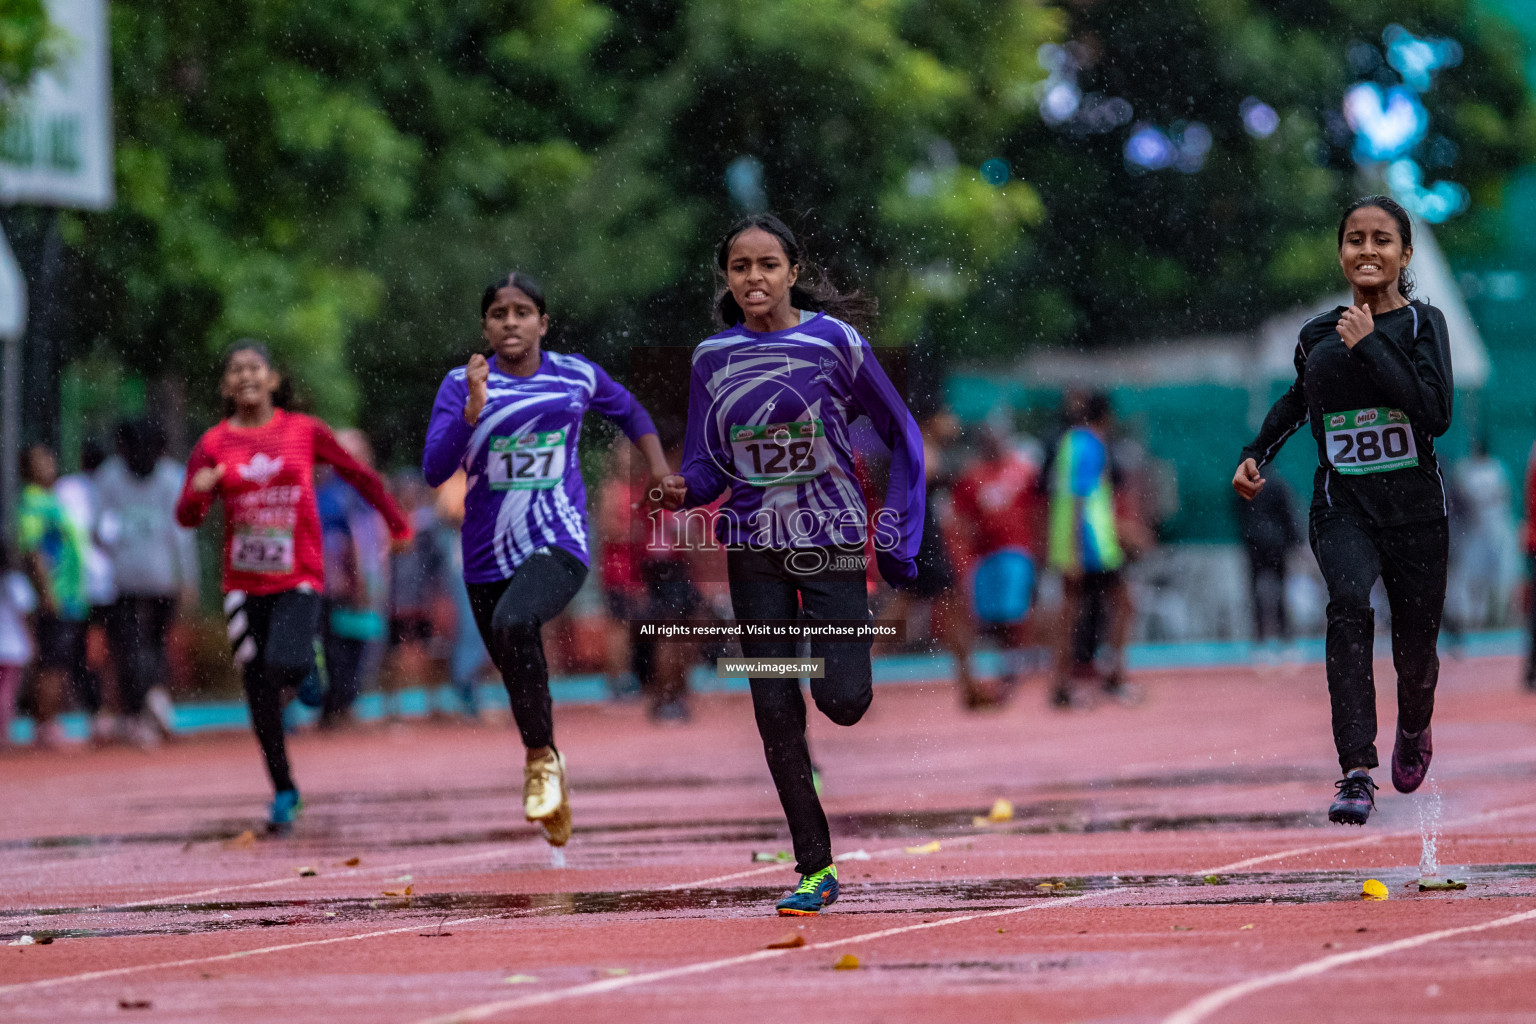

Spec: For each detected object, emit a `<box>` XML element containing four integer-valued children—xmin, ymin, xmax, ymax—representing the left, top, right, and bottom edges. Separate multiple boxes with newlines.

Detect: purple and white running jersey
<box><xmin>677</xmin><ymin>312</ymin><xmax>925</xmax><ymax>564</ymax></box>
<box><xmin>423</xmin><ymin>351</ymin><xmax>656</xmax><ymax>583</ymax></box>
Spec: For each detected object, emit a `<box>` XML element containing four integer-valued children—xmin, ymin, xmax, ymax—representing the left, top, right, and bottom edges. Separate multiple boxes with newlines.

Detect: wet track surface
<box><xmin>4</xmin><ymin>658</ymin><xmax>1536</xmax><ymax>1023</ymax></box>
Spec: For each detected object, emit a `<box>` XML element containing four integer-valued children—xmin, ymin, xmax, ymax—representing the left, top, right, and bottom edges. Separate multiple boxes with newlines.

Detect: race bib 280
<box><xmin>1325</xmin><ymin>407</ymin><xmax>1418</xmax><ymax>476</ymax></box>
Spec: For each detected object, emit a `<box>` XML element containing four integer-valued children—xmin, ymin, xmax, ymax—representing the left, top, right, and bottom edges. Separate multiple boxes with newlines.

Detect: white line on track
<box><xmin>1198</xmin><ymin>798</ymin><xmax>1536</xmax><ymax>874</ymax></box>
<box><xmin>0</xmin><ymin>910</ymin><xmax>539</xmax><ymax>996</ymax></box>
<box><xmin>409</xmin><ymin>892</ymin><xmax>1100</xmax><ymax>1024</ymax></box>
<box><xmin>1160</xmin><ymin>906</ymin><xmax>1536</xmax><ymax>1024</ymax></box>
<box><xmin>0</xmin><ymin>843</ymin><xmax>545</xmax><ymax>929</ymax></box>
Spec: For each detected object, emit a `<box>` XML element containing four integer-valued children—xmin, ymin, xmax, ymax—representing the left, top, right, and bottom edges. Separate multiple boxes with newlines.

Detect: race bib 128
<box><xmin>729</xmin><ymin>420</ymin><xmax>831</xmax><ymax>487</ymax></box>
<box><xmin>489</xmin><ymin>429</ymin><xmax>567</xmax><ymax>490</ymax></box>
<box><xmin>1325</xmin><ymin>407</ymin><xmax>1418</xmax><ymax>475</ymax></box>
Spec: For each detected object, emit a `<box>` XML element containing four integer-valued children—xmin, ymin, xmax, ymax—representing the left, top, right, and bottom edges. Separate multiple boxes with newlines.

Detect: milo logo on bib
<box><xmin>1324</xmin><ymin>407</ymin><xmax>1418</xmax><ymax>476</ymax></box>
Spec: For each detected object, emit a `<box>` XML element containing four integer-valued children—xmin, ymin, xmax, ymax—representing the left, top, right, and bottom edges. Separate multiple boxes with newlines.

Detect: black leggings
<box><xmin>465</xmin><ymin>547</ymin><xmax>588</xmax><ymax>751</ymax></box>
<box><xmin>226</xmin><ymin>589</ymin><xmax>321</xmax><ymax>794</ymax></box>
<box><xmin>1310</xmin><ymin>512</ymin><xmax>1448</xmax><ymax>773</ymax></box>
<box><xmin>108</xmin><ymin>596</ymin><xmax>177</xmax><ymax>716</ymax></box>
<box><xmin>727</xmin><ymin>546</ymin><xmax>873</xmax><ymax>876</ymax></box>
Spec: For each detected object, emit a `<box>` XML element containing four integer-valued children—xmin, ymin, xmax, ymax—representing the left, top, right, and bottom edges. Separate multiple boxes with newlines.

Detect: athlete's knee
<box><xmin>815</xmin><ymin>685</ymin><xmax>872</xmax><ymax>727</ymax></box>
<box><xmin>490</xmin><ymin>605</ymin><xmax>541</xmax><ymax>655</ymax></box>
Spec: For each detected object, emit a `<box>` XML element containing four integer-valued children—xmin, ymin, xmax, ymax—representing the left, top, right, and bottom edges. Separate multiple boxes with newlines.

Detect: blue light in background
<box><xmin>1383</xmin><ymin>24</ymin><xmax>1462</xmax><ymax>93</ymax></box>
<box><xmin>1386</xmin><ymin>158</ymin><xmax>1470</xmax><ymax>223</ymax></box>
<box><xmin>1239</xmin><ymin>97</ymin><xmax>1279</xmax><ymax>138</ymax></box>
<box><xmin>725</xmin><ymin>155</ymin><xmax>767</xmax><ymax>212</ymax></box>
<box><xmin>980</xmin><ymin>158</ymin><xmax>1011</xmax><ymax>186</ymax></box>
<box><xmin>1343</xmin><ymin>82</ymin><xmax>1428</xmax><ymax>162</ymax></box>
<box><xmin>1125</xmin><ymin>124</ymin><xmax>1175</xmax><ymax>171</ymax></box>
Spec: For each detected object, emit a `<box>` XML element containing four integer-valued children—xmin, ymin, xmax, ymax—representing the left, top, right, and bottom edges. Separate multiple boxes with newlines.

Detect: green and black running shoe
<box><xmin>776</xmin><ymin>864</ymin><xmax>839</xmax><ymax>916</ymax></box>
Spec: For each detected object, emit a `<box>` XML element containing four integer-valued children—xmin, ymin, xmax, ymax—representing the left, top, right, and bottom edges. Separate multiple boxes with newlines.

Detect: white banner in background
<box><xmin>0</xmin><ymin>0</ymin><xmax>113</xmax><ymax>210</ymax></box>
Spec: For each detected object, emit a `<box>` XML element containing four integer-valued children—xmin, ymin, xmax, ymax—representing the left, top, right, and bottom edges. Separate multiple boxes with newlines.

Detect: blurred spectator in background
<box><xmin>0</xmin><ymin>542</ymin><xmax>37</xmax><ymax>749</ymax></box>
<box><xmin>1234</xmin><ymin>472</ymin><xmax>1301</xmax><ymax>658</ymax></box>
<box><xmin>55</xmin><ymin>439</ymin><xmax>116</xmax><ymax>742</ymax></box>
<box><xmin>385</xmin><ymin>470</ymin><xmax>450</xmax><ymax>721</ymax></box>
<box><xmin>97</xmin><ymin>420</ymin><xmax>199</xmax><ymax>746</ymax></box>
<box><xmin>1045</xmin><ymin>392</ymin><xmax>1138</xmax><ymax>708</ymax></box>
<box><xmin>1446</xmin><ymin>437</ymin><xmax>1519</xmax><ymax>648</ymax></box>
<box><xmin>433</xmin><ymin>469</ymin><xmax>490</xmax><ymax>718</ymax></box>
<box><xmin>17</xmin><ymin>445</ymin><xmax>87</xmax><ymax>747</ymax></box>
<box><xmin>886</xmin><ymin>407</ymin><xmax>986</xmax><ymax>707</ymax></box>
<box><xmin>315</xmin><ymin>429</ymin><xmax>392</xmax><ymax>727</ymax></box>
<box><xmin>597</xmin><ymin>438</ymin><xmax>645</xmax><ymax>702</ymax></box>
<box><xmin>1520</xmin><ymin>436</ymin><xmax>1536</xmax><ymax>691</ymax></box>
<box><xmin>951</xmin><ymin>420</ymin><xmax>1045</xmax><ymax>696</ymax></box>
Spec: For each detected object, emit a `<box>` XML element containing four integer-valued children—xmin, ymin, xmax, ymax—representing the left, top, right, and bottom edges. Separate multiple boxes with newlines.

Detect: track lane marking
<box><xmin>0</xmin><ymin>910</ymin><xmax>544</xmax><ymax>996</ymax></box>
<box><xmin>1160</xmin><ymin>906</ymin><xmax>1536</xmax><ymax>1024</ymax></box>
<box><xmin>1198</xmin><ymin>798</ymin><xmax>1536</xmax><ymax>874</ymax></box>
<box><xmin>410</xmin><ymin>892</ymin><xmax>1100</xmax><ymax>1023</ymax></box>
<box><xmin>0</xmin><ymin>843</ymin><xmax>547</xmax><ymax>929</ymax></box>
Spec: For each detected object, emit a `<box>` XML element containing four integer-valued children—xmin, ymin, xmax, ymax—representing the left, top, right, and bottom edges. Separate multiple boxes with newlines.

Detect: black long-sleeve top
<box><xmin>1239</xmin><ymin>300</ymin><xmax>1453</xmax><ymax>527</ymax></box>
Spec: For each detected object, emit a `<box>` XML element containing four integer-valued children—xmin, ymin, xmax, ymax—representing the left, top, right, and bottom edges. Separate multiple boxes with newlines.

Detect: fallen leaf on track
<box><xmin>503</xmin><ymin>975</ymin><xmax>537</xmax><ymax>985</ymax></box>
<box><xmin>1239</xmin><ymin>924</ymin><xmax>1254</xmax><ymax>930</ymax></box>
<box><xmin>1362</xmin><ymin>879</ymin><xmax>1389</xmax><ymax>901</ymax></box>
<box><xmin>904</xmin><ymin>841</ymin><xmax>941</xmax><ymax>855</ymax></box>
<box><xmin>118</xmin><ymin>999</ymin><xmax>152</xmax><ymax>1010</ymax></box>
<box><xmin>751</xmin><ymin>850</ymin><xmax>793</xmax><ymax>863</ymax></box>
<box><xmin>341</xmin><ymin>857</ymin><xmax>360</xmax><ymax>867</ymax></box>
<box><xmin>224</xmin><ymin>830</ymin><xmax>257</xmax><ymax>850</ymax></box>
<box><xmin>833</xmin><ymin>954</ymin><xmax>860</xmax><ymax>970</ymax></box>
<box><xmin>987</xmin><ymin>798</ymin><xmax>1014</xmax><ymax>822</ymax></box>
<box><xmin>765</xmin><ymin>932</ymin><xmax>805</xmax><ymax>949</ymax></box>
<box><xmin>1418</xmin><ymin>879</ymin><xmax>1467</xmax><ymax>891</ymax></box>
<box><xmin>296</xmin><ymin>866</ymin><xmax>317</xmax><ymax>877</ymax></box>
<box><xmin>1171</xmin><ymin>925</ymin><xmax>1193</xmax><ymax>932</ymax></box>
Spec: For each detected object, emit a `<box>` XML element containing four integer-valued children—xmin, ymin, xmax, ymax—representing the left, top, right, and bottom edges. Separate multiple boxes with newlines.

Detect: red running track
<box><xmin>3</xmin><ymin>655</ymin><xmax>1536</xmax><ymax>1023</ymax></box>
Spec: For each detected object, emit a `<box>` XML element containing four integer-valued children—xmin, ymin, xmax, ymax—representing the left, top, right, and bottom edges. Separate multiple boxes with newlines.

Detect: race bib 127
<box><xmin>1324</xmin><ymin>407</ymin><xmax>1418</xmax><ymax>475</ymax></box>
<box><xmin>729</xmin><ymin>420</ymin><xmax>831</xmax><ymax>487</ymax></box>
<box><xmin>489</xmin><ymin>429</ymin><xmax>567</xmax><ymax>490</ymax></box>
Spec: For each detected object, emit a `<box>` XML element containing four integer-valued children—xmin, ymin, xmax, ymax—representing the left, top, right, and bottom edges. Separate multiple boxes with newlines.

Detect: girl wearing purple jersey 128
<box><xmin>423</xmin><ymin>272</ymin><xmax>670</xmax><ymax>847</ymax></box>
<box><xmin>660</xmin><ymin>215</ymin><xmax>925</xmax><ymax>915</ymax></box>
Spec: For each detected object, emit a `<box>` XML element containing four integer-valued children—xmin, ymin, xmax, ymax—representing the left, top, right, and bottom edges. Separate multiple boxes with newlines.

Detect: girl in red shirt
<box><xmin>177</xmin><ymin>341</ymin><xmax>411</xmax><ymax>831</ymax></box>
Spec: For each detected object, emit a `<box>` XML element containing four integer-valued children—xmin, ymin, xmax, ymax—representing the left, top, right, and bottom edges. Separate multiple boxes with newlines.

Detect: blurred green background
<box><xmin>3</xmin><ymin>0</ymin><xmax>1533</xmax><ymax>545</ymax></box>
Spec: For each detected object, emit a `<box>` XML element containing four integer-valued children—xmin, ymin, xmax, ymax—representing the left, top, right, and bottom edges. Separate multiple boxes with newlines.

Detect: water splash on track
<box><xmin>1418</xmin><ymin>777</ymin><xmax>1443</xmax><ymax>878</ymax></box>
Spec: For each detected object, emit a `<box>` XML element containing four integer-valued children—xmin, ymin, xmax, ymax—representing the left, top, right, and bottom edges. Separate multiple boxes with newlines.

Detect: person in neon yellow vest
<box><xmin>1046</xmin><ymin>392</ymin><xmax>1137</xmax><ymax>708</ymax></box>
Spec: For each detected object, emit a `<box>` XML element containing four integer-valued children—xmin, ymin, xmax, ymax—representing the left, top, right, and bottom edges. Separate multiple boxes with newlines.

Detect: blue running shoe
<box><xmin>776</xmin><ymin>865</ymin><xmax>838</xmax><ymax>916</ymax></box>
<box><xmin>1328</xmin><ymin>770</ymin><xmax>1376</xmax><ymax>826</ymax></box>
<box><xmin>267</xmin><ymin>789</ymin><xmax>303</xmax><ymax>834</ymax></box>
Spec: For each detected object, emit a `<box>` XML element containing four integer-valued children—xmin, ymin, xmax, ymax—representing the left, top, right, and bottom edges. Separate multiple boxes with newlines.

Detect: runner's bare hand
<box><xmin>1337</xmin><ymin>303</ymin><xmax>1374</xmax><ymax>348</ymax></box>
<box><xmin>191</xmin><ymin>464</ymin><xmax>226</xmax><ymax>493</ymax></box>
<box><xmin>659</xmin><ymin>474</ymin><xmax>688</xmax><ymax>510</ymax></box>
<box><xmin>464</xmin><ymin>353</ymin><xmax>490</xmax><ymax>425</ymax></box>
<box><xmin>1232</xmin><ymin>457</ymin><xmax>1265</xmax><ymax>500</ymax></box>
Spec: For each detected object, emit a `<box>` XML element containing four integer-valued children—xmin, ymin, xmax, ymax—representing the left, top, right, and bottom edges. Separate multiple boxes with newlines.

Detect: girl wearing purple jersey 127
<box><xmin>660</xmin><ymin>215</ymin><xmax>926</xmax><ymax>915</ymax></box>
<box><xmin>423</xmin><ymin>272</ymin><xmax>670</xmax><ymax>847</ymax></box>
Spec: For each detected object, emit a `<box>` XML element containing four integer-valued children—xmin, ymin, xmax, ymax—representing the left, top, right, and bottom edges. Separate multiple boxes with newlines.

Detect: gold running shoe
<box><xmin>524</xmin><ymin>749</ymin><xmax>571</xmax><ymax>847</ymax></box>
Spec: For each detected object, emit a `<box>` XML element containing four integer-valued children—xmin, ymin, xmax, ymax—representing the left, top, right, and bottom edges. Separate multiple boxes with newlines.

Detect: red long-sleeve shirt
<box><xmin>176</xmin><ymin>410</ymin><xmax>411</xmax><ymax>596</ymax></box>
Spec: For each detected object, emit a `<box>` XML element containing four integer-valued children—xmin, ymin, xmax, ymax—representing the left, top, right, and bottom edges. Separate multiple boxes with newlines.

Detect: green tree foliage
<box><xmin>54</xmin><ymin>0</ymin><xmax>1535</xmax><ymax>459</ymax></box>
<box><xmin>62</xmin><ymin>0</ymin><xmax>1061</xmax><ymax>453</ymax></box>
<box><xmin>0</xmin><ymin>0</ymin><xmax>54</xmax><ymax>95</ymax></box>
<box><xmin>1001</xmin><ymin>0</ymin><xmax>1536</xmax><ymax>346</ymax></box>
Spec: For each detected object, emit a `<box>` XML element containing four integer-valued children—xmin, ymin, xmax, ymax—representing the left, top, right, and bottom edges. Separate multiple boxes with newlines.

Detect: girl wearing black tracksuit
<box><xmin>1235</xmin><ymin>196</ymin><xmax>1452</xmax><ymax>826</ymax></box>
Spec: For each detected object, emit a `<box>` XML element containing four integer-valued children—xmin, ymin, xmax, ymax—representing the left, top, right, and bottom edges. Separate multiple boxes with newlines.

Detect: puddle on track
<box><xmin>1</xmin><ymin>806</ymin><xmax>1325</xmax><ymax>854</ymax></box>
<box><xmin>9</xmin><ymin>863</ymin><xmax>1536</xmax><ymax>940</ymax></box>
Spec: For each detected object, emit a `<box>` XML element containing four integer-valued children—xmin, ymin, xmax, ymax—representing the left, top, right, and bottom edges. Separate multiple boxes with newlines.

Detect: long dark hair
<box><xmin>480</xmin><ymin>272</ymin><xmax>547</xmax><ymax>318</ymax></box>
<box><xmin>1337</xmin><ymin>195</ymin><xmax>1416</xmax><ymax>300</ymax></box>
<box><xmin>713</xmin><ymin>214</ymin><xmax>875</xmax><ymax>331</ymax></box>
<box><xmin>219</xmin><ymin>339</ymin><xmax>292</xmax><ymax>418</ymax></box>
